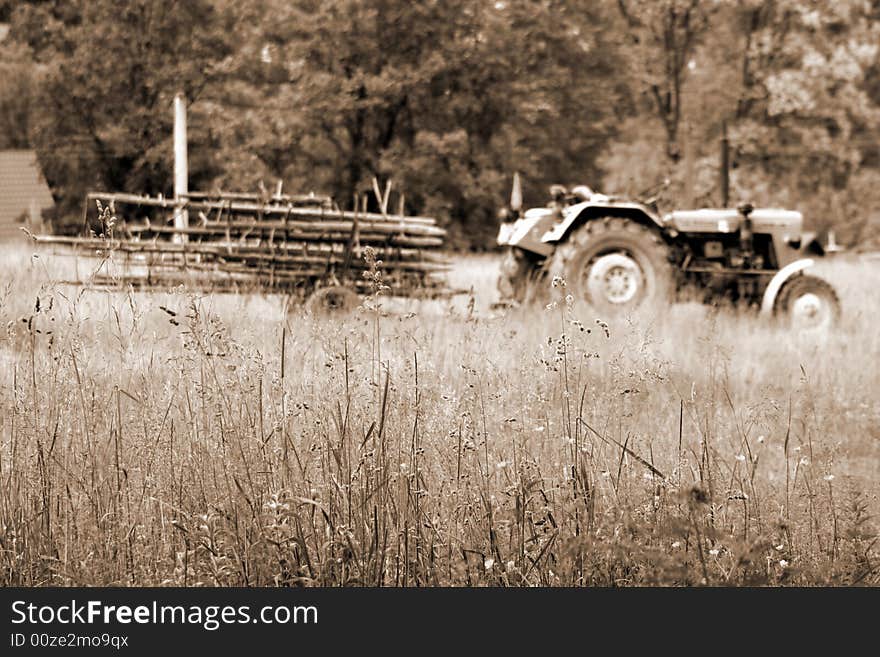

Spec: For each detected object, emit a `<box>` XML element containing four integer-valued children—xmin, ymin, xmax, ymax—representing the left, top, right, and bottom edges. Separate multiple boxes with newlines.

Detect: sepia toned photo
<box><xmin>0</xmin><ymin>0</ymin><xmax>877</xmax><ymax>595</ymax></box>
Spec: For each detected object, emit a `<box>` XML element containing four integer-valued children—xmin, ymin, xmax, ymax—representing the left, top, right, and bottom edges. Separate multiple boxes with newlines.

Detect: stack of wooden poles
<box><xmin>33</xmin><ymin>190</ymin><xmax>451</xmax><ymax>296</ymax></box>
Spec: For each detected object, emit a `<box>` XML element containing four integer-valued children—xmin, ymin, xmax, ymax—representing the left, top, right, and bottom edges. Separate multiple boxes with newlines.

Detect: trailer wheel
<box><xmin>775</xmin><ymin>274</ymin><xmax>840</xmax><ymax>331</ymax></box>
<box><xmin>548</xmin><ymin>217</ymin><xmax>672</xmax><ymax>314</ymax></box>
<box><xmin>305</xmin><ymin>285</ymin><xmax>361</xmax><ymax>316</ymax></box>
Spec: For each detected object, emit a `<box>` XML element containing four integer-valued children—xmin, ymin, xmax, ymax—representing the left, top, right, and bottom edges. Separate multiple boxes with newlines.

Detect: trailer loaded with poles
<box><xmin>31</xmin><ymin>188</ymin><xmax>455</xmax><ymax>312</ymax></box>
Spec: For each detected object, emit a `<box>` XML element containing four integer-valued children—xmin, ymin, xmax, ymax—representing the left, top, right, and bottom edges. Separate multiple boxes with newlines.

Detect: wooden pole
<box><xmin>173</xmin><ymin>92</ymin><xmax>189</xmax><ymax>240</ymax></box>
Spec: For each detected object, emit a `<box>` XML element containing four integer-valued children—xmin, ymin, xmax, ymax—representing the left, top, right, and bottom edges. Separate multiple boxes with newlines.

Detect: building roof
<box><xmin>0</xmin><ymin>149</ymin><xmax>55</xmax><ymax>239</ymax></box>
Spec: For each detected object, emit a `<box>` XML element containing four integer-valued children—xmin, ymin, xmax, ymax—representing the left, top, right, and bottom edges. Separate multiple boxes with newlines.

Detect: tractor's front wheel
<box><xmin>775</xmin><ymin>274</ymin><xmax>840</xmax><ymax>331</ymax></box>
<box><xmin>549</xmin><ymin>217</ymin><xmax>673</xmax><ymax>315</ymax></box>
<box><xmin>497</xmin><ymin>248</ymin><xmax>544</xmax><ymax>305</ymax></box>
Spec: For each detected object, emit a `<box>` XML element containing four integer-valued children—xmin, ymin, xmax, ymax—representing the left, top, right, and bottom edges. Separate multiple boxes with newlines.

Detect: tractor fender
<box><xmin>497</xmin><ymin>209</ymin><xmax>556</xmax><ymax>256</ymax></box>
<box><xmin>540</xmin><ymin>200</ymin><xmax>665</xmax><ymax>244</ymax></box>
<box><xmin>760</xmin><ymin>258</ymin><xmax>815</xmax><ymax>317</ymax></box>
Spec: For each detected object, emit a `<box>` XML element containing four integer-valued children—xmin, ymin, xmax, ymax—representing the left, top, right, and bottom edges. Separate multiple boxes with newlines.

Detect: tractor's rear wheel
<box><xmin>548</xmin><ymin>217</ymin><xmax>673</xmax><ymax>314</ymax></box>
<box><xmin>775</xmin><ymin>274</ymin><xmax>840</xmax><ymax>331</ymax></box>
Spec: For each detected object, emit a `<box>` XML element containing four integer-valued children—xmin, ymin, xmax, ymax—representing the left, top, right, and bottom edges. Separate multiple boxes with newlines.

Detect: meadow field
<box><xmin>0</xmin><ymin>245</ymin><xmax>877</xmax><ymax>586</ymax></box>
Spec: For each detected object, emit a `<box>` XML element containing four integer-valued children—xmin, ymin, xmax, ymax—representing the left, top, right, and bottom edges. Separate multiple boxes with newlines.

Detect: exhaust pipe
<box><xmin>738</xmin><ymin>202</ymin><xmax>754</xmax><ymax>258</ymax></box>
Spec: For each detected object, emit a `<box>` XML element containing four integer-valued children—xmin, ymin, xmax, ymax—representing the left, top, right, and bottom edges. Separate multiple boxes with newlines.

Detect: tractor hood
<box><xmin>665</xmin><ymin>208</ymin><xmax>803</xmax><ymax>233</ymax></box>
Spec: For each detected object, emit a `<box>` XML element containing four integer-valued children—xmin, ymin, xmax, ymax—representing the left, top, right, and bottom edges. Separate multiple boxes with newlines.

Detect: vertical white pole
<box><xmin>173</xmin><ymin>92</ymin><xmax>188</xmax><ymax>239</ymax></box>
<box><xmin>28</xmin><ymin>197</ymin><xmax>41</xmax><ymax>233</ymax></box>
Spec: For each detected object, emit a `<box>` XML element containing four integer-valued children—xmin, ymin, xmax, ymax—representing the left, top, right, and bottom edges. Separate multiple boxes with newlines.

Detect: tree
<box><xmin>8</xmin><ymin>0</ymin><xmax>233</xmax><ymax>226</ymax></box>
<box><xmin>0</xmin><ymin>40</ymin><xmax>39</xmax><ymax>149</ymax></box>
<box><xmin>212</xmin><ymin>0</ymin><xmax>628</xmax><ymax>248</ymax></box>
<box><xmin>730</xmin><ymin>2</ymin><xmax>880</xmax><ymax>182</ymax></box>
<box><xmin>4</xmin><ymin>0</ymin><xmax>631</xmax><ymax>248</ymax></box>
<box><xmin>613</xmin><ymin>0</ymin><xmax>717</xmax><ymax>162</ymax></box>
<box><xmin>599</xmin><ymin>0</ymin><xmax>880</xmax><ymax>246</ymax></box>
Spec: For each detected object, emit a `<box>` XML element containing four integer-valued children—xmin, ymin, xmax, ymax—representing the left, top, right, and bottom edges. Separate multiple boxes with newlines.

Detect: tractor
<box><xmin>495</xmin><ymin>175</ymin><xmax>841</xmax><ymax>329</ymax></box>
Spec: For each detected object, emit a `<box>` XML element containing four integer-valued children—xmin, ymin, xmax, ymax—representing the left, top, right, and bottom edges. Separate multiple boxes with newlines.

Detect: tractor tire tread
<box><xmin>547</xmin><ymin>217</ymin><xmax>672</xmax><ymax>312</ymax></box>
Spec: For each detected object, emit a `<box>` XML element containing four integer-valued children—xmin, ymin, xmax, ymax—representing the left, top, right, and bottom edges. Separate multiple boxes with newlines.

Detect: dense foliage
<box><xmin>1</xmin><ymin>0</ymin><xmax>879</xmax><ymax>248</ymax></box>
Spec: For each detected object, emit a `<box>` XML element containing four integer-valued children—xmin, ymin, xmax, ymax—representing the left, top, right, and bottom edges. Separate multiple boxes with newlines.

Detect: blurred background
<box><xmin>1</xmin><ymin>0</ymin><xmax>879</xmax><ymax>251</ymax></box>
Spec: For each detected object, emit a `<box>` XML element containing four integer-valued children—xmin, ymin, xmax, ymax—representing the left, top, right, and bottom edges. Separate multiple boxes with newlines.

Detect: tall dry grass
<box><xmin>0</xmin><ymin>244</ymin><xmax>877</xmax><ymax>586</ymax></box>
